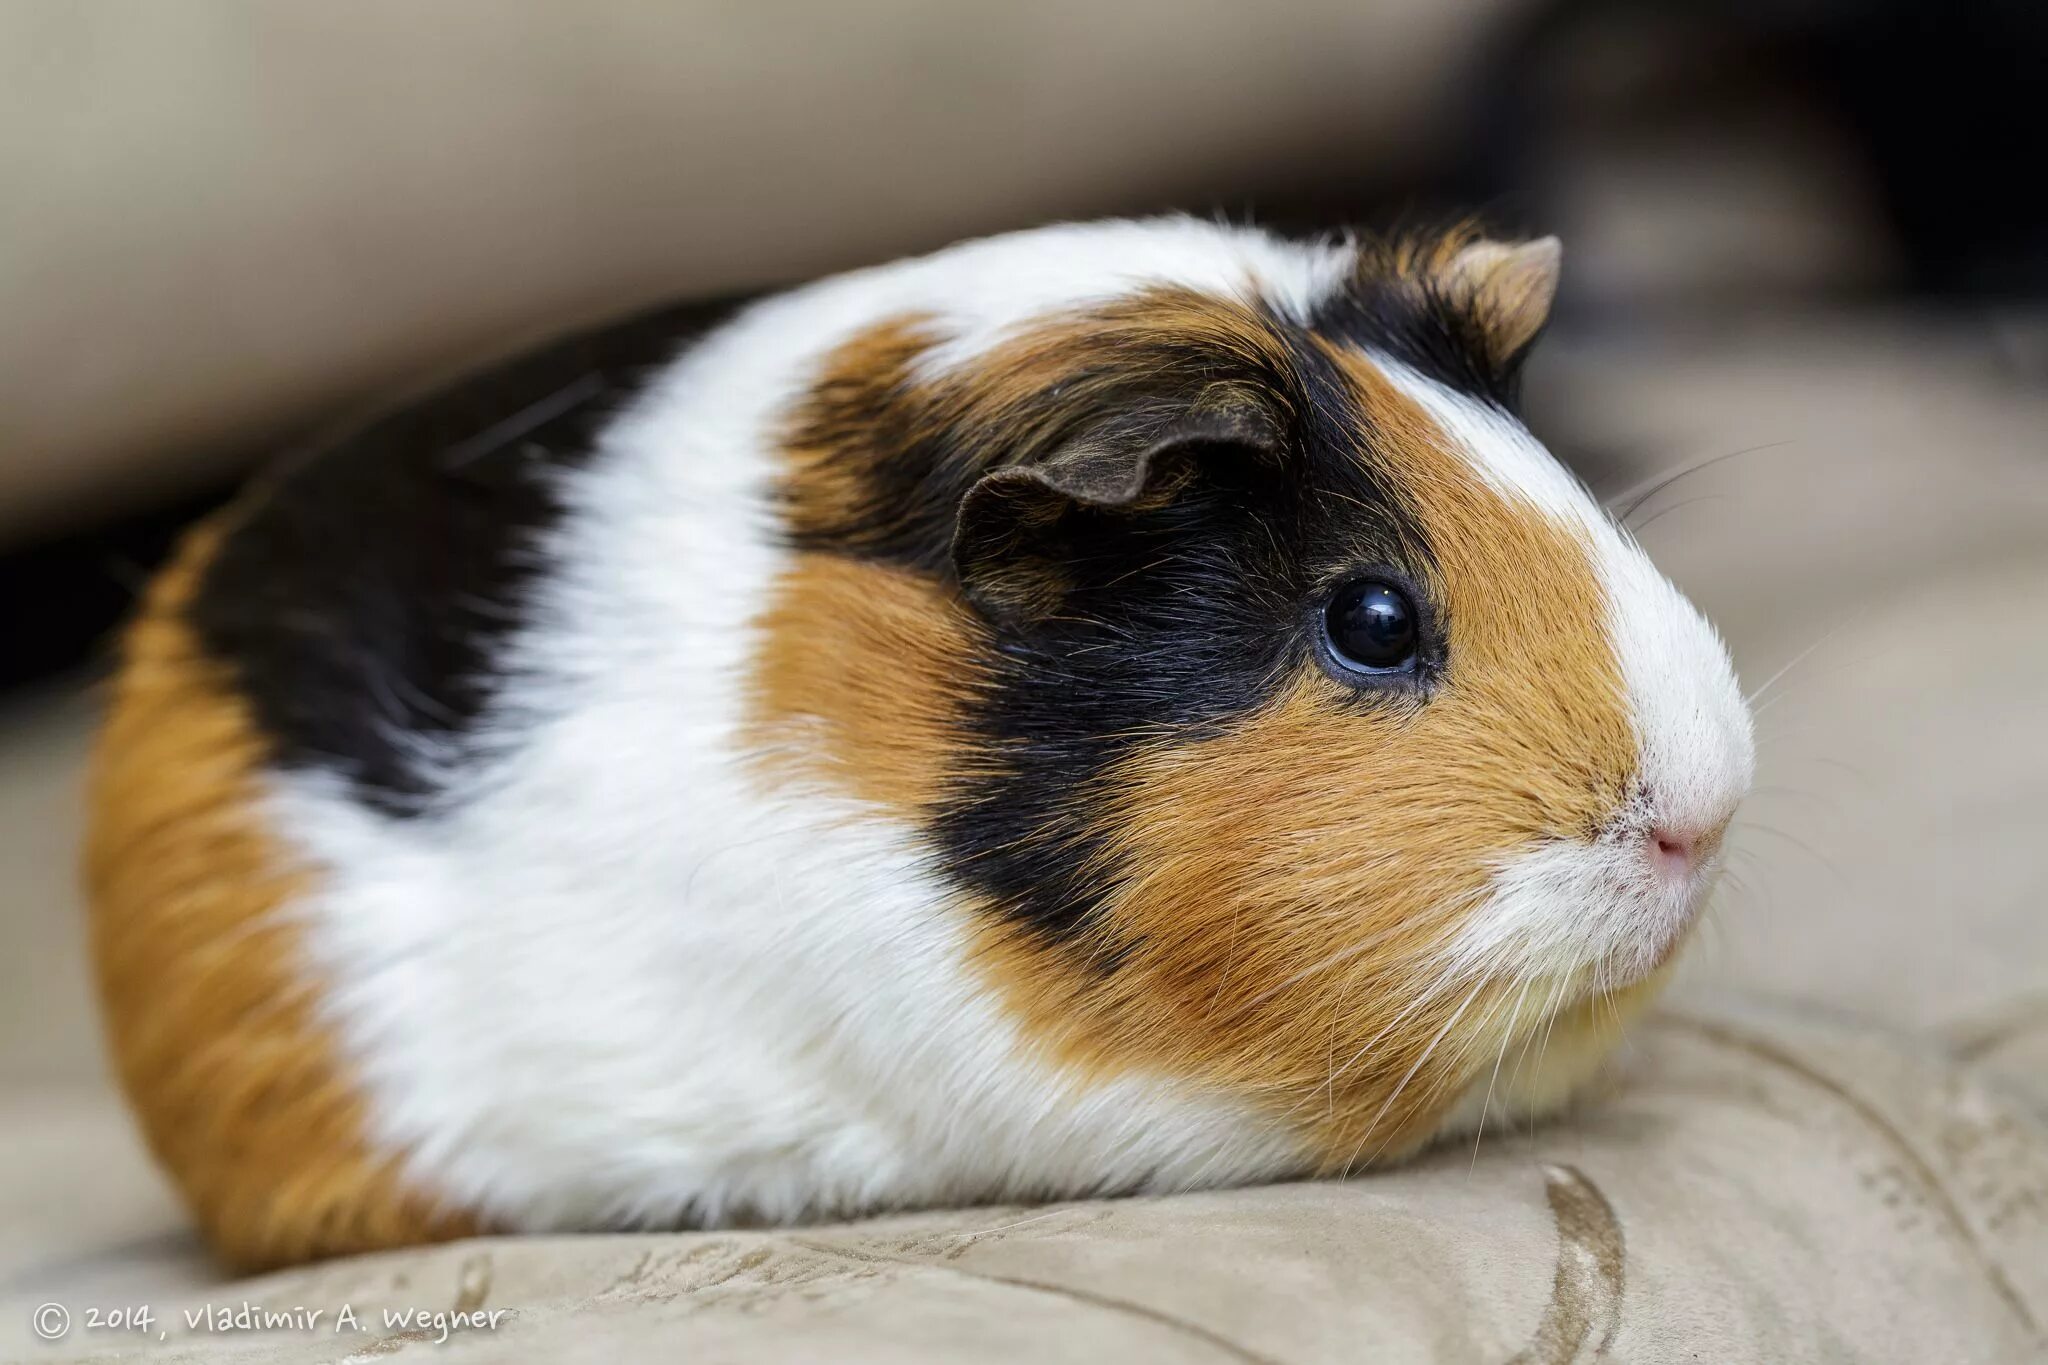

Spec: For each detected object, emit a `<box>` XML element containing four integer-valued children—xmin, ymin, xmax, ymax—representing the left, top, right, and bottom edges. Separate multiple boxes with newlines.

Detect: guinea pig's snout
<box><xmin>1645</xmin><ymin>813</ymin><xmax>1731</xmax><ymax>886</ymax></box>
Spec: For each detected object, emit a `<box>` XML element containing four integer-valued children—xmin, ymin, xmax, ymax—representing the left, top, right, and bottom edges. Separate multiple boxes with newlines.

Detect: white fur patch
<box><xmin>266</xmin><ymin>220</ymin><xmax>1326</xmax><ymax>1230</ymax></box>
<box><xmin>901</xmin><ymin>216</ymin><xmax>1354</xmax><ymax>376</ymax></box>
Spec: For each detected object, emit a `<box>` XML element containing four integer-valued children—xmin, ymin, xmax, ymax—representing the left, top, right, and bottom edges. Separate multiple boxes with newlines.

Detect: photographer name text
<box><xmin>33</xmin><ymin>1300</ymin><xmax>509</xmax><ymax>1345</ymax></box>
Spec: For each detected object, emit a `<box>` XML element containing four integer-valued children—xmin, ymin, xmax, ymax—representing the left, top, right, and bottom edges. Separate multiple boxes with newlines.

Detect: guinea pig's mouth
<box><xmin>1601</xmin><ymin>832</ymin><xmax>1728</xmax><ymax>985</ymax></box>
<box><xmin>1599</xmin><ymin>891</ymin><xmax>1703</xmax><ymax>985</ymax></box>
<box><xmin>1474</xmin><ymin>820</ymin><xmax>1730</xmax><ymax>997</ymax></box>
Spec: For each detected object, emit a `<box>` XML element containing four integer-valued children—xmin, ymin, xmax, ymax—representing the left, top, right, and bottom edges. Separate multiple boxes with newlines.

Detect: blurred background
<box><xmin>2</xmin><ymin>0</ymin><xmax>2044</xmax><ymax>1299</ymax></box>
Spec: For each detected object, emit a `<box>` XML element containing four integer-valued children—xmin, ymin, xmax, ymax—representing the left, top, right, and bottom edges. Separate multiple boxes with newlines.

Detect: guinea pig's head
<box><xmin>760</xmin><ymin>228</ymin><xmax>1754</xmax><ymax>1168</ymax></box>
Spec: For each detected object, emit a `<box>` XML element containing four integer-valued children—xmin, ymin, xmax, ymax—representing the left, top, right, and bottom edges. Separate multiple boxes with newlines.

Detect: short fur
<box><xmin>85</xmin><ymin>218</ymin><xmax>1751</xmax><ymax>1267</ymax></box>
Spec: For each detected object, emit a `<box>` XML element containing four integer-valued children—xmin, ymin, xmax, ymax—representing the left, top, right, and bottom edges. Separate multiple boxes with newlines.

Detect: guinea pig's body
<box><xmin>86</xmin><ymin>219</ymin><xmax>1753</xmax><ymax>1269</ymax></box>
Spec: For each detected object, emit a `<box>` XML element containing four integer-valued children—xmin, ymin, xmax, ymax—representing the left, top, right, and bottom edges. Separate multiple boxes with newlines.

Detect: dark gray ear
<box><xmin>952</xmin><ymin>383</ymin><xmax>1283</xmax><ymax>624</ymax></box>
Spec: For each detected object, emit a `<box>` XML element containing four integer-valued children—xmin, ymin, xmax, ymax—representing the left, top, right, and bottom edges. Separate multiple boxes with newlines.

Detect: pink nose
<box><xmin>1649</xmin><ymin>821</ymin><xmax>1724</xmax><ymax>880</ymax></box>
<box><xmin>1651</xmin><ymin>830</ymin><xmax>1694</xmax><ymax>877</ymax></box>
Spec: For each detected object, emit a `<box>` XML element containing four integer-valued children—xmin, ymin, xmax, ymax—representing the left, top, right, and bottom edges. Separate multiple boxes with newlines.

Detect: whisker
<box><xmin>1364</xmin><ymin>998</ymin><xmax>1514</xmax><ymax>1171</ymax></box>
<box><xmin>1339</xmin><ymin>978</ymin><xmax>1488</xmax><ymax>1178</ymax></box>
<box><xmin>1802</xmin><ymin>754</ymin><xmax>1879</xmax><ymax>792</ymax></box>
<box><xmin>1508</xmin><ymin>973</ymin><xmax>1573</xmax><ymax>1138</ymax></box>
<box><xmin>1744</xmin><ymin>611</ymin><xmax>1870</xmax><ymax>708</ymax></box>
<box><xmin>1630</xmin><ymin>492</ymin><xmax>1736</xmax><ymax>535</ymax></box>
<box><xmin>1242</xmin><ymin>888</ymin><xmax>1482</xmax><ymax>1012</ymax></box>
<box><xmin>1241</xmin><ymin>924</ymin><xmax>1409</xmax><ymax>1011</ymax></box>
<box><xmin>1530</xmin><ymin>973</ymin><xmax>1570</xmax><ymax>1102</ymax></box>
<box><xmin>1745</xmin><ymin>783</ymin><xmax>1837</xmax><ymax>807</ymax></box>
<box><xmin>1470</xmin><ymin>972</ymin><xmax>1535</xmax><ymax>1172</ymax></box>
<box><xmin>1298</xmin><ymin>957</ymin><xmax>1476</xmax><ymax>1115</ymax></box>
<box><xmin>1732</xmin><ymin>820</ymin><xmax>1849</xmax><ymax>887</ymax></box>
<box><xmin>1751</xmin><ymin>655</ymin><xmax>1885</xmax><ymax>724</ymax></box>
<box><xmin>1203</xmin><ymin>897</ymin><xmax>1248</xmax><ymax>1019</ymax></box>
<box><xmin>1605</xmin><ymin>442</ymin><xmax>1790</xmax><ymax>526</ymax></box>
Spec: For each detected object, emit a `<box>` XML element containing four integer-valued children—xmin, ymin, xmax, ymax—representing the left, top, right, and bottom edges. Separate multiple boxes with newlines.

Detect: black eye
<box><xmin>1323</xmin><ymin>578</ymin><xmax>1420</xmax><ymax>675</ymax></box>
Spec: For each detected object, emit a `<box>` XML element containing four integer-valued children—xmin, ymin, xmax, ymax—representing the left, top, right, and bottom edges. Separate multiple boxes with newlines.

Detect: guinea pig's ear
<box><xmin>1437</xmin><ymin>236</ymin><xmax>1562</xmax><ymax>373</ymax></box>
<box><xmin>952</xmin><ymin>383</ymin><xmax>1282</xmax><ymax>625</ymax></box>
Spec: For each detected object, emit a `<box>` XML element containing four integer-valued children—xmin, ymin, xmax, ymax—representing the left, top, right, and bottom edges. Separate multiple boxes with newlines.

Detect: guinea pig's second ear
<box><xmin>1437</xmin><ymin>236</ymin><xmax>1562</xmax><ymax>373</ymax></box>
<box><xmin>952</xmin><ymin>386</ymin><xmax>1282</xmax><ymax>625</ymax></box>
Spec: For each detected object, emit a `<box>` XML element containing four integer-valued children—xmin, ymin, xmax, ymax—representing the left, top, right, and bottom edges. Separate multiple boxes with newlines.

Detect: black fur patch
<box><xmin>1310</xmin><ymin>275</ymin><xmax>1529</xmax><ymax>411</ymax></box>
<box><xmin>188</xmin><ymin>294</ymin><xmax>758</xmax><ymax>815</ymax></box>
<box><xmin>950</xmin><ymin>348</ymin><xmax>1446</xmax><ymax>950</ymax></box>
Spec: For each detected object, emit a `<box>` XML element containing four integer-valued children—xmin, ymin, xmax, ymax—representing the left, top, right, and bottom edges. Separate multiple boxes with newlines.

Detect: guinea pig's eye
<box><xmin>1322</xmin><ymin>578</ymin><xmax>1421</xmax><ymax>676</ymax></box>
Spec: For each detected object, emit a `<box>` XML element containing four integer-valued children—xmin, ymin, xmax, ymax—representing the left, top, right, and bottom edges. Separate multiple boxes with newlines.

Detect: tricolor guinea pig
<box><xmin>85</xmin><ymin>219</ymin><xmax>1753</xmax><ymax>1269</ymax></box>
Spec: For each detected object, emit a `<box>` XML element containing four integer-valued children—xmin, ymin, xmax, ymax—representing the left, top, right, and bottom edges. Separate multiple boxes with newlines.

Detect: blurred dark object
<box><xmin>0</xmin><ymin>481</ymin><xmax>236</xmax><ymax>693</ymax></box>
<box><xmin>1441</xmin><ymin>0</ymin><xmax>2048</xmax><ymax>307</ymax></box>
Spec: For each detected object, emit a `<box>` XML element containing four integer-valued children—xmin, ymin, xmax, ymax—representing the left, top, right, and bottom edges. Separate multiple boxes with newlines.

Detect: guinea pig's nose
<box><xmin>1650</xmin><ymin>828</ymin><xmax>1696</xmax><ymax>879</ymax></box>
<box><xmin>1646</xmin><ymin>816</ymin><xmax>1728</xmax><ymax>882</ymax></box>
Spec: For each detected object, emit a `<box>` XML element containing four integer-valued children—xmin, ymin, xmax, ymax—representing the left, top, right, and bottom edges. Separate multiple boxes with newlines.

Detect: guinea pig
<box><xmin>84</xmin><ymin>218</ymin><xmax>1754</xmax><ymax>1270</ymax></box>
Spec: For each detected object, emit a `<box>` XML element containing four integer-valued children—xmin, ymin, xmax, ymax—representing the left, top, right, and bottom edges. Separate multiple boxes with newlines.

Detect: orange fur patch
<box><xmin>744</xmin><ymin>552</ymin><xmax>977</xmax><ymax>812</ymax></box>
<box><xmin>777</xmin><ymin>315</ymin><xmax>945</xmax><ymax>551</ymax></box>
<box><xmin>83</xmin><ymin>521</ymin><xmax>477</xmax><ymax>1270</ymax></box>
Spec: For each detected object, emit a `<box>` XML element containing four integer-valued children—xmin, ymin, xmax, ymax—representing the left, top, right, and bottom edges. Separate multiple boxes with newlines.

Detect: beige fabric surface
<box><xmin>9</xmin><ymin>1003</ymin><xmax>2048</xmax><ymax>1365</ymax></box>
<box><xmin>1</xmin><ymin>316</ymin><xmax>2044</xmax><ymax>1362</ymax></box>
